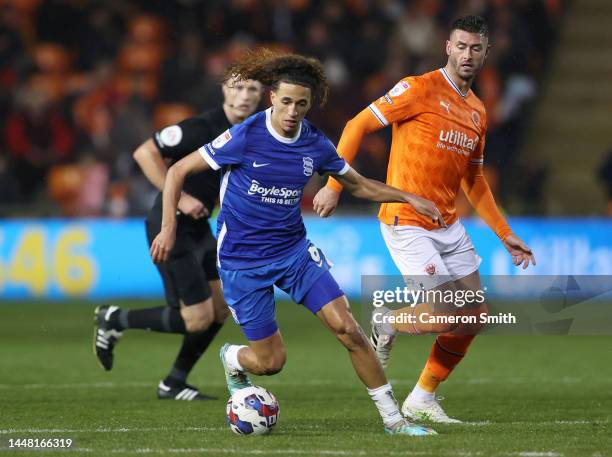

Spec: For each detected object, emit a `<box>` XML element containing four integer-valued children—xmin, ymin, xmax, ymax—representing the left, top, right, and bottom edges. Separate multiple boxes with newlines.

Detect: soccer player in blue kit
<box><xmin>150</xmin><ymin>50</ymin><xmax>444</xmax><ymax>436</ymax></box>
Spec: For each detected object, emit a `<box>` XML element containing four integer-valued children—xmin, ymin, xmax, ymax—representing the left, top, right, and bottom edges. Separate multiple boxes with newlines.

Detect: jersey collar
<box><xmin>265</xmin><ymin>107</ymin><xmax>302</xmax><ymax>144</ymax></box>
<box><xmin>439</xmin><ymin>68</ymin><xmax>469</xmax><ymax>98</ymax></box>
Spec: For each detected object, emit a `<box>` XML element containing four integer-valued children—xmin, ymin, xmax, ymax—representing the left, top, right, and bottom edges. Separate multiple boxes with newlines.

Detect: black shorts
<box><xmin>145</xmin><ymin>214</ymin><xmax>219</xmax><ymax>309</ymax></box>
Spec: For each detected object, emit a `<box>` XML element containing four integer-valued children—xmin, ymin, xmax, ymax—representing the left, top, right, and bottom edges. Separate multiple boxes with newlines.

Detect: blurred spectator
<box><xmin>4</xmin><ymin>85</ymin><xmax>75</xmax><ymax>199</ymax></box>
<box><xmin>0</xmin><ymin>0</ymin><xmax>563</xmax><ymax>217</ymax></box>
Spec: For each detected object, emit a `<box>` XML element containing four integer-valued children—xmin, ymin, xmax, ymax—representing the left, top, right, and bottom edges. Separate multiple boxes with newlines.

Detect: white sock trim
<box><xmin>409</xmin><ymin>383</ymin><xmax>435</xmax><ymax>402</ymax></box>
<box><xmin>226</xmin><ymin>344</ymin><xmax>247</xmax><ymax>371</ymax></box>
<box><xmin>367</xmin><ymin>383</ymin><xmax>402</xmax><ymax>428</ymax></box>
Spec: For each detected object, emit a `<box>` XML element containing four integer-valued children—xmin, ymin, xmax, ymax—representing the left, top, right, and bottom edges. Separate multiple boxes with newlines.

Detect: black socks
<box><xmin>164</xmin><ymin>322</ymin><xmax>223</xmax><ymax>386</ymax></box>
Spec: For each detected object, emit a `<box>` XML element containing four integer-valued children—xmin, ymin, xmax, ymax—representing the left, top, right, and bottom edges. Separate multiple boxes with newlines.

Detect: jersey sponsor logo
<box><xmin>253</xmin><ymin>161</ymin><xmax>270</xmax><ymax>168</ymax></box>
<box><xmin>212</xmin><ymin>129</ymin><xmax>232</xmax><ymax>150</ymax></box>
<box><xmin>247</xmin><ymin>180</ymin><xmax>302</xmax><ymax>205</ymax></box>
<box><xmin>437</xmin><ymin>129</ymin><xmax>479</xmax><ymax>156</ymax></box>
<box><xmin>471</xmin><ymin>111</ymin><xmax>481</xmax><ymax>127</ymax></box>
<box><xmin>158</xmin><ymin>125</ymin><xmax>183</xmax><ymax>147</ymax></box>
<box><xmin>303</xmin><ymin>157</ymin><xmax>314</xmax><ymax>176</ymax></box>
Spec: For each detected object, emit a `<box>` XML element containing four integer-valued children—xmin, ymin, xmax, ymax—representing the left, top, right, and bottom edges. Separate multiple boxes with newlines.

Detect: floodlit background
<box><xmin>1</xmin><ymin>2</ymin><xmax>611</xmax><ymax>456</ymax></box>
<box><xmin>0</xmin><ymin>0</ymin><xmax>610</xmax><ymax>300</ymax></box>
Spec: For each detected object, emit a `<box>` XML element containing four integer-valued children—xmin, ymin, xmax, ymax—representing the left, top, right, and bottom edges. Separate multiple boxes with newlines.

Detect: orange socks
<box><xmin>417</xmin><ymin>334</ymin><xmax>475</xmax><ymax>392</ymax></box>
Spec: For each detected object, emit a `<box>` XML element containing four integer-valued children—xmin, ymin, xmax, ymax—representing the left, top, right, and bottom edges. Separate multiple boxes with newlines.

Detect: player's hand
<box><xmin>406</xmin><ymin>194</ymin><xmax>447</xmax><ymax>228</ymax></box>
<box><xmin>502</xmin><ymin>233</ymin><xmax>536</xmax><ymax>269</ymax></box>
<box><xmin>178</xmin><ymin>192</ymin><xmax>209</xmax><ymax>220</ymax></box>
<box><xmin>150</xmin><ymin>227</ymin><xmax>176</xmax><ymax>264</ymax></box>
<box><xmin>313</xmin><ymin>187</ymin><xmax>341</xmax><ymax>218</ymax></box>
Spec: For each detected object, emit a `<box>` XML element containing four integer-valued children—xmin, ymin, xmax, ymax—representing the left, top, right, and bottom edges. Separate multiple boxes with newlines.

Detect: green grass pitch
<box><xmin>1</xmin><ymin>301</ymin><xmax>610</xmax><ymax>456</ymax></box>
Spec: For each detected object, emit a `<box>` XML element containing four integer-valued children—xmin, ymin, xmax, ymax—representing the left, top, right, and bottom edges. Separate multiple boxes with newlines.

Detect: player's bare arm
<box><xmin>331</xmin><ymin>168</ymin><xmax>447</xmax><ymax>227</ymax></box>
<box><xmin>133</xmin><ymin>139</ymin><xmax>208</xmax><ymax>220</ymax></box>
<box><xmin>150</xmin><ymin>151</ymin><xmax>210</xmax><ymax>264</ymax></box>
<box><xmin>461</xmin><ymin>166</ymin><xmax>535</xmax><ymax>269</ymax></box>
<box><xmin>313</xmin><ymin>108</ymin><xmax>385</xmax><ymax>216</ymax></box>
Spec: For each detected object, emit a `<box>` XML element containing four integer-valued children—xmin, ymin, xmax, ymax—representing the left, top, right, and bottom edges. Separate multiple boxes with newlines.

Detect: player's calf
<box><xmin>251</xmin><ymin>352</ymin><xmax>286</xmax><ymax>375</ymax></box>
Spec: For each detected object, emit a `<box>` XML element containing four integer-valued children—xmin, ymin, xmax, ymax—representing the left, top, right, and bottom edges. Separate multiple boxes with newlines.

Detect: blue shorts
<box><xmin>219</xmin><ymin>243</ymin><xmax>345</xmax><ymax>341</ymax></box>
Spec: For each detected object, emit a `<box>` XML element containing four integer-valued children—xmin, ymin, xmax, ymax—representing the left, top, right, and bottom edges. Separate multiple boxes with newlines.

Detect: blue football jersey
<box><xmin>198</xmin><ymin>108</ymin><xmax>349</xmax><ymax>269</ymax></box>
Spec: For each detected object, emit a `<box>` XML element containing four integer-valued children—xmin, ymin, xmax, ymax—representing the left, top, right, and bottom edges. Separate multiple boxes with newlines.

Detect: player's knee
<box><xmin>453</xmin><ymin>303</ymin><xmax>487</xmax><ymax>335</ymax></box>
<box><xmin>463</xmin><ymin>307</ymin><xmax>487</xmax><ymax>335</ymax></box>
<box><xmin>183</xmin><ymin>301</ymin><xmax>214</xmax><ymax>333</ymax></box>
<box><xmin>430</xmin><ymin>320</ymin><xmax>459</xmax><ymax>334</ymax></box>
<box><xmin>333</xmin><ymin>320</ymin><xmax>366</xmax><ymax>351</ymax></box>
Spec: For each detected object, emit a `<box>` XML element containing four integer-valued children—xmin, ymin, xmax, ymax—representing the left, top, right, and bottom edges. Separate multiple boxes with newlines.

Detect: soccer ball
<box><xmin>226</xmin><ymin>386</ymin><xmax>280</xmax><ymax>435</ymax></box>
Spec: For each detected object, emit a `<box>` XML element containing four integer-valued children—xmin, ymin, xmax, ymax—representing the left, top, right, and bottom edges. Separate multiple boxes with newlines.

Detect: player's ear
<box><xmin>270</xmin><ymin>90</ymin><xmax>277</xmax><ymax>106</ymax></box>
<box><xmin>445</xmin><ymin>39</ymin><xmax>451</xmax><ymax>56</ymax></box>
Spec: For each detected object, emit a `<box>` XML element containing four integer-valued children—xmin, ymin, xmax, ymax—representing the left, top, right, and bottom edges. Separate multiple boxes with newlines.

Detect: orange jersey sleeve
<box><xmin>327</xmin><ymin>108</ymin><xmax>384</xmax><ymax>192</ymax></box>
<box><xmin>461</xmin><ymin>130</ymin><xmax>512</xmax><ymax>240</ymax></box>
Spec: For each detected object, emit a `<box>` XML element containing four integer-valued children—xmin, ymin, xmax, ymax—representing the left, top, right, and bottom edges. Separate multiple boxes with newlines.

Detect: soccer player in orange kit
<box><xmin>313</xmin><ymin>15</ymin><xmax>536</xmax><ymax>423</ymax></box>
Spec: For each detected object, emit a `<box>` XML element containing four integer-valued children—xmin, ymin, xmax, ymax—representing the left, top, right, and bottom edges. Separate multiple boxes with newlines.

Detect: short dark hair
<box><xmin>451</xmin><ymin>15</ymin><xmax>489</xmax><ymax>38</ymax></box>
<box><xmin>224</xmin><ymin>48</ymin><xmax>329</xmax><ymax>106</ymax></box>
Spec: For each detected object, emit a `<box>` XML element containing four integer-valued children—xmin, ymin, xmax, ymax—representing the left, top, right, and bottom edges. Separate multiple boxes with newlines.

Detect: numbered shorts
<box><xmin>218</xmin><ymin>242</ymin><xmax>344</xmax><ymax>341</ymax></box>
<box><xmin>145</xmin><ymin>216</ymin><xmax>218</xmax><ymax>309</ymax></box>
<box><xmin>380</xmin><ymin>220</ymin><xmax>481</xmax><ymax>290</ymax></box>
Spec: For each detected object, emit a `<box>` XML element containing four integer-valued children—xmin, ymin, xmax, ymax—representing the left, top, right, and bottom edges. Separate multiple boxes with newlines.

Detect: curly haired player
<box><xmin>150</xmin><ymin>49</ymin><xmax>442</xmax><ymax>436</ymax></box>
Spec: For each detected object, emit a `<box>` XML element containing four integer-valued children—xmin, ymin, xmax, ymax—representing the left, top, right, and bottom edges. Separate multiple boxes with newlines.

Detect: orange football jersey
<box><xmin>369</xmin><ymin>68</ymin><xmax>487</xmax><ymax>230</ymax></box>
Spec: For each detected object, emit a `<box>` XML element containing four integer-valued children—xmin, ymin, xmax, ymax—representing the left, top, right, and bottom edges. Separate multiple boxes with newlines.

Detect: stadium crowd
<box><xmin>0</xmin><ymin>0</ymin><xmax>562</xmax><ymax>217</ymax></box>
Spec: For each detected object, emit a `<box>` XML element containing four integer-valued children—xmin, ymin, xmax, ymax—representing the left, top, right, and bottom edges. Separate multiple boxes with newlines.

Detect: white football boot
<box><xmin>402</xmin><ymin>394</ymin><xmax>462</xmax><ymax>424</ymax></box>
<box><xmin>370</xmin><ymin>307</ymin><xmax>396</xmax><ymax>369</ymax></box>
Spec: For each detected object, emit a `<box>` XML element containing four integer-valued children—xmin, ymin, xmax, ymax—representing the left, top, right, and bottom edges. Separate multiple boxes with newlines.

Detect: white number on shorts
<box><xmin>308</xmin><ymin>245</ymin><xmax>323</xmax><ymax>267</ymax></box>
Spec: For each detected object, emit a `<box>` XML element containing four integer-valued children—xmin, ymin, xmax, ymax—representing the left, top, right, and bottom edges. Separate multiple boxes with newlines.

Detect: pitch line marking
<box><xmin>1</xmin><ymin>376</ymin><xmax>606</xmax><ymax>391</ymax></box>
<box><xmin>1</xmin><ymin>419</ymin><xmax>606</xmax><ymax>435</ymax></box>
<box><xmin>6</xmin><ymin>448</ymin><xmax>487</xmax><ymax>456</ymax></box>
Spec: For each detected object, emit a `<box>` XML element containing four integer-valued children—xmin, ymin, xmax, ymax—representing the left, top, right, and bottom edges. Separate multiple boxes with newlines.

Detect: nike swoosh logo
<box><xmin>253</xmin><ymin>162</ymin><xmax>270</xmax><ymax>168</ymax></box>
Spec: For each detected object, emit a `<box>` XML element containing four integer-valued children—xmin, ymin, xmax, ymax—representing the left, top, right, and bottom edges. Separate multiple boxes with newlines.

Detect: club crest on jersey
<box><xmin>212</xmin><ymin>130</ymin><xmax>232</xmax><ymax>150</ymax></box>
<box><xmin>424</xmin><ymin>263</ymin><xmax>438</xmax><ymax>276</ymax></box>
<box><xmin>158</xmin><ymin>125</ymin><xmax>182</xmax><ymax>147</ymax></box>
<box><xmin>388</xmin><ymin>81</ymin><xmax>410</xmax><ymax>97</ymax></box>
<box><xmin>303</xmin><ymin>157</ymin><xmax>314</xmax><ymax>176</ymax></box>
<box><xmin>471</xmin><ymin>111</ymin><xmax>481</xmax><ymax>127</ymax></box>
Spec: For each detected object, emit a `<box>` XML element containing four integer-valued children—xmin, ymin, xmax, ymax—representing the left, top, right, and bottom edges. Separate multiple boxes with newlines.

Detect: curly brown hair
<box><xmin>223</xmin><ymin>48</ymin><xmax>328</xmax><ymax>107</ymax></box>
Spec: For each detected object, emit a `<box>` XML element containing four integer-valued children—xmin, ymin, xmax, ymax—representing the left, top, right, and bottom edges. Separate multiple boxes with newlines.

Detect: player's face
<box><xmin>223</xmin><ymin>78</ymin><xmax>263</xmax><ymax>122</ymax></box>
<box><xmin>269</xmin><ymin>82</ymin><xmax>312</xmax><ymax>137</ymax></box>
<box><xmin>446</xmin><ymin>29</ymin><xmax>489</xmax><ymax>80</ymax></box>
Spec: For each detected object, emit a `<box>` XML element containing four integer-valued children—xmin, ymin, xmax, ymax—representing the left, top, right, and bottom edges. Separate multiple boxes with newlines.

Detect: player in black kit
<box><xmin>93</xmin><ymin>74</ymin><xmax>263</xmax><ymax>400</ymax></box>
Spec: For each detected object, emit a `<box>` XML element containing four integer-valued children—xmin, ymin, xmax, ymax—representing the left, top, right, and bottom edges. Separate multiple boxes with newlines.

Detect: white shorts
<box><xmin>380</xmin><ymin>220</ymin><xmax>481</xmax><ymax>289</ymax></box>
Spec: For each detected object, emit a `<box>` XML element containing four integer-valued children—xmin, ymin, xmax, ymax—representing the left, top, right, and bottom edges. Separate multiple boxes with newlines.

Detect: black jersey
<box><xmin>149</xmin><ymin>106</ymin><xmax>231</xmax><ymax>226</ymax></box>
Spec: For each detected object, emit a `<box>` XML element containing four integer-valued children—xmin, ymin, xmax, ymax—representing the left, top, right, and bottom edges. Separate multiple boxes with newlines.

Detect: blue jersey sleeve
<box><xmin>198</xmin><ymin>123</ymin><xmax>247</xmax><ymax>170</ymax></box>
<box><xmin>317</xmin><ymin>138</ymin><xmax>350</xmax><ymax>176</ymax></box>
